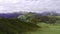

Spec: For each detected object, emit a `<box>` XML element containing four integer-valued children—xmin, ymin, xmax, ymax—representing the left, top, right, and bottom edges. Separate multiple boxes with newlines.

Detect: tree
<box><xmin>18</xmin><ymin>12</ymin><xmax>39</xmax><ymax>24</ymax></box>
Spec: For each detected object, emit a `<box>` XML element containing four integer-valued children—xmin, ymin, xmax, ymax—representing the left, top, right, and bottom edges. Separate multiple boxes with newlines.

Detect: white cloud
<box><xmin>0</xmin><ymin>0</ymin><xmax>60</xmax><ymax>13</ymax></box>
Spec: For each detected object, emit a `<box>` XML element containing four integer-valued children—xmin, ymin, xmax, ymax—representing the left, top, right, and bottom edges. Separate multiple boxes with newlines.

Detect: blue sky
<box><xmin>0</xmin><ymin>0</ymin><xmax>60</xmax><ymax>13</ymax></box>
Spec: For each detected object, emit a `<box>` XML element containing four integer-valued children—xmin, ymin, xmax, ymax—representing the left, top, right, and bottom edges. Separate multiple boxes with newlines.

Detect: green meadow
<box><xmin>25</xmin><ymin>23</ymin><xmax>60</xmax><ymax>34</ymax></box>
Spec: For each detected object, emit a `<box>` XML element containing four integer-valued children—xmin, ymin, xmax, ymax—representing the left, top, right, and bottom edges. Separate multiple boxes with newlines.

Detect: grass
<box><xmin>25</xmin><ymin>23</ymin><xmax>60</xmax><ymax>34</ymax></box>
<box><xmin>0</xmin><ymin>16</ymin><xmax>60</xmax><ymax>34</ymax></box>
<box><xmin>0</xmin><ymin>18</ymin><xmax>40</xmax><ymax>34</ymax></box>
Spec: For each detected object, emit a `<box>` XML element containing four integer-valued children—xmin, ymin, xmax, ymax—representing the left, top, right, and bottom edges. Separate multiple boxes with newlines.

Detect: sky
<box><xmin>0</xmin><ymin>0</ymin><xmax>60</xmax><ymax>13</ymax></box>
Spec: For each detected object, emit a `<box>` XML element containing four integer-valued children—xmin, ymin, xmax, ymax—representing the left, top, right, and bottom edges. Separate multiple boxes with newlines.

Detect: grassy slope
<box><xmin>24</xmin><ymin>16</ymin><xmax>60</xmax><ymax>34</ymax></box>
<box><xmin>26</xmin><ymin>23</ymin><xmax>60</xmax><ymax>34</ymax></box>
<box><xmin>0</xmin><ymin>18</ymin><xmax>40</xmax><ymax>34</ymax></box>
<box><xmin>0</xmin><ymin>16</ymin><xmax>60</xmax><ymax>34</ymax></box>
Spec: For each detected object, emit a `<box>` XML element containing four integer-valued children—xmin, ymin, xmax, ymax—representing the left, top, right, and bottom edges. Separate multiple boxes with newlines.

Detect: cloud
<box><xmin>0</xmin><ymin>0</ymin><xmax>60</xmax><ymax>13</ymax></box>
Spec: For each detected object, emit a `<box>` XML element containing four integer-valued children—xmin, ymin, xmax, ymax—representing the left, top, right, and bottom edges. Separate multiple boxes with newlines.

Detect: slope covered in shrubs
<box><xmin>0</xmin><ymin>18</ymin><xmax>40</xmax><ymax>34</ymax></box>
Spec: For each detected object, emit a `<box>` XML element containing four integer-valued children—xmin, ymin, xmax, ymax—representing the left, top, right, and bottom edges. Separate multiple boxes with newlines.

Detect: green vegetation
<box><xmin>25</xmin><ymin>16</ymin><xmax>60</xmax><ymax>34</ymax></box>
<box><xmin>0</xmin><ymin>18</ymin><xmax>40</xmax><ymax>34</ymax></box>
<box><xmin>26</xmin><ymin>23</ymin><xmax>60</xmax><ymax>34</ymax></box>
<box><xmin>0</xmin><ymin>12</ymin><xmax>60</xmax><ymax>34</ymax></box>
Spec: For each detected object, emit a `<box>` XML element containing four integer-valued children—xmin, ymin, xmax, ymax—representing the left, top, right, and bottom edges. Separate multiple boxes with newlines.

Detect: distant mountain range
<box><xmin>0</xmin><ymin>11</ymin><xmax>60</xmax><ymax>18</ymax></box>
<box><xmin>40</xmin><ymin>11</ymin><xmax>60</xmax><ymax>16</ymax></box>
<box><xmin>0</xmin><ymin>13</ymin><xmax>23</xmax><ymax>18</ymax></box>
<box><xmin>0</xmin><ymin>11</ymin><xmax>31</xmax><ymax>18</ymax></box>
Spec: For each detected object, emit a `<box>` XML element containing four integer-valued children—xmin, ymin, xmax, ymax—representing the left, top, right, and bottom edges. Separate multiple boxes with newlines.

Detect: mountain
<box><xmin>40</xmin><ymin>11</ymin><xmax>60</xmax><ymax>16</ymax></box>
<box><xmin>0</xmin><ymin>11</ymin><xmax>60</xmax><ymax>18</ymax></box>
<box><xmin>0</xmin><ymin>13</ymin><xmax>23</xmax><ymax>18</ymax></box>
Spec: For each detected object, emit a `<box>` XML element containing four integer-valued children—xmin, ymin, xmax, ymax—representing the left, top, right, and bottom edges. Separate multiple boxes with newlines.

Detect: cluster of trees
<box><xmin>18</xmin><ymin>12</ymin><xmax>57</xmax><ymax>24</ymax></box>
<box><xmin>18</xmin><ymin>12</ymin><xmax>39</xmax><ymax>24</ymax></box>
<box><xmin>36</xmin><ymin>16</ymin><xmax>56</xmax><ymax>24</ymax></box>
